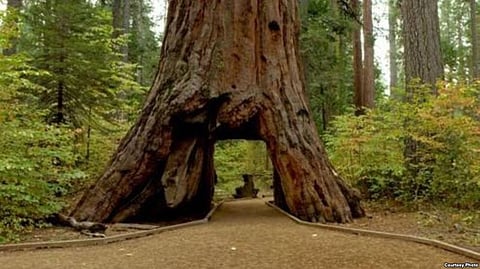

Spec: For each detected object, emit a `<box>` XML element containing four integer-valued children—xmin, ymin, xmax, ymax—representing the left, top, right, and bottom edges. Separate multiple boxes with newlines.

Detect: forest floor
<box><xmin>10</xmin><ymin>195</ymin><xmax>480</xmax><ymax>253</ymax></box>
<box><xmin>343</xmin><ymin>200</ymin><xmax>480</xmax><ymax>253</ymax></box>
<box><xmin>0</xmin><ymin>199</ymin><xmax>478</xmax><ymax>269</ymax></box>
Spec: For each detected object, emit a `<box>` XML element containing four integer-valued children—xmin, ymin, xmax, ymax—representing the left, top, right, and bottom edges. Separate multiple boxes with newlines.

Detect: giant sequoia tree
<box><xmin>71</xmin><ymin>0</ymin><xmax>364</xmax><ymax>223</ymax></box>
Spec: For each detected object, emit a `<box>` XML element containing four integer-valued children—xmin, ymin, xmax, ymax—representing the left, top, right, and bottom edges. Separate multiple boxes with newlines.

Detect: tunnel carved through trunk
<box><xmin>70</xmin><ymin>0</ymin><xmax>364</xmax><ymax>223</ymax></box>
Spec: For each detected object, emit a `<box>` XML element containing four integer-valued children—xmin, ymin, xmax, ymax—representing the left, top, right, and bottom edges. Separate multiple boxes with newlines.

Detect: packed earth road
<box><xmin>0</xmin><ymin>199</ymin><xmax>478</xmax><ymax>269</ymax></box>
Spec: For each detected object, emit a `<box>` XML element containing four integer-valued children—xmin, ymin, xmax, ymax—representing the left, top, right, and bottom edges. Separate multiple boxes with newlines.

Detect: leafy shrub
<box><xmin>0</xmin><ymin>80</ymin><xmax>128</xmax><ymax>242</ymax></box>
<box><xmin>0</xmin><ymin>106</ymin><xmax>85</xmax><ymax>241</ymax></box>
<box><xmin>0</xmin><ymin>8</ymin><xmax>140</xmax><ymax>242</ymax></box>
<box><xmin>324</xmin><ymin>83</ymin><xmax>480</xmax><ymax>208</ymax></box>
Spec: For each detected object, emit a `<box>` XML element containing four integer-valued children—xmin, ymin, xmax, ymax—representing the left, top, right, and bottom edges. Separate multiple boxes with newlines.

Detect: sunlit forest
<box><xmin>0</xmin><ymin>0</ymin><xmax>479</xmax><ymax>249</ymax></box>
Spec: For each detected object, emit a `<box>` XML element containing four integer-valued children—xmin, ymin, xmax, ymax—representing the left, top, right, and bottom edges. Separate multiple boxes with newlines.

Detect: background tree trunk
<box><xmin>401</xmin><ymin>0</ymin><xmax>444</xmax><ymax>188</ymax></box>
<box><xmin>112</xmin><ymin>0</ymin><xmax>123</xmax><ymax>38</ymax></box>
<box><xmin>112</xmin><ymin>0</ymin><xmax>130</xmax><ymax>61</ymax></box>
<box><xmin>352</xmin><ymin>0</ymin><xmax>364</xmax><ymax>114</ymax></box>
<box><xmin>388</xmin><ymin>0</ymin><xmax>398</xmax><ymax>90</ymax></box>
<box><xmin>122</xmin><ymin>0</ymin><xmax>130</xmax><ymax>62</ymax></box>
<box><xmin>471</xmin><ymin>0</ymin><xmax>479</xmax><ymax>80</ymax></box>
<box><xmin>71</xmin><ymin>0</ymin><xmax>364</xmax><ymax>224</ymax></box>
<box><xmin>402</xmin><ymin>0</ymin><xmax>443</xmax><ymax>95</ymax></box>
<box><xmin>362</xmin><ymin>0</ymin><xmax>375</xmax><ymax>108</ymax></box>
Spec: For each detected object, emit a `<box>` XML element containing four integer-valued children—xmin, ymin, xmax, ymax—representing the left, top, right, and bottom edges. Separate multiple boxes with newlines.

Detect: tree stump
<box><xmin>233</xmin><ymin>174</ymin><xmax>259</xmax><ymax>198</ymax></box>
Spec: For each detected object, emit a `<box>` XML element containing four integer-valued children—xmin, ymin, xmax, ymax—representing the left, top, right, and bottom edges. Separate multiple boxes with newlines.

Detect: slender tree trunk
<box><xmin>3</xmin><ymin>0</ymin><xmax>23</xmax><ymax>56</ymax></box>
<box><xmin>112</xmin><ymin>0</ymin><xmax>129</xmax><ymax>61</ymax></box>
<box><xmin>122</xmin><ymin>0</ymin><xmax>130</xmax><ymax>62</ymax></box>
<box><xmin>362</xmin><ymin>0</ymin><xmax>375</xmax><ymax>108</ymax></box>
<box><xmin>85</xmin><ymin>107</ymin><xmax>92</xmax><ymax>161</ymax></box>
<box><xmin>352</xmin><ymin>0</ymin><xmax>364</xmax><ymax>114</ymax></box>
<box><xmin>388</xmin><ymin>0</ymin><xmax>398</xmax><ymax>90</ymax></box>
<box><xmin>71</xmin><ymin>0</ymin><xmax>364</xmax><ymax>224</ymax></box>
<box><xmin>54</xmin><ymin>17</ymin><xmax>66</xmax><ymax>124</ymax></box>
<box><xmin>320</xmin><ymin>86</ymin><xmax>328</xmax><ymax>131</ymax></box>
<box><xmin>132</xmin><ymin>0</ymin><xmax>143</xmax><ymax>83</ymax></box>
<box><xmin>471</xmin><ymin>0</ymin><xmax>480</xmax><ymax>80</ymax></box>
<box><xmin>112</xmin><ymin>0</ymin><xmax>123</xmax><ymax>38</ymax></box>
<box><xmin>86</xmin><ymin>125</ymin><xmax>91</xmax><ymax>161</ymax></box>
<box><xmin>56</xmin><ymin>80</ymin><xmax>65</xmax><ymax>124</ymax></box>
<box><xmin>457</xmin><ymin>10</ymin><xmax>466</xmax><ymax>80</ymax></box>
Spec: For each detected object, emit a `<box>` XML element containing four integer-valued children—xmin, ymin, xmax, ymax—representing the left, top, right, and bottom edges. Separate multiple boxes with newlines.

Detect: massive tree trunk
<box><xmin>71</xmin><ymin>0</ymin><xmax>364</xmax><ymax>224</ymax></box>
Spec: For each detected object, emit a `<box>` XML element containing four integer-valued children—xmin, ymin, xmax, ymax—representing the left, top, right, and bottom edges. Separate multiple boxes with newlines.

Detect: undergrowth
<box><xmin>324</xmin><ymin>82</ymin><xmax>480</xmax><ymax>209</ymax></box>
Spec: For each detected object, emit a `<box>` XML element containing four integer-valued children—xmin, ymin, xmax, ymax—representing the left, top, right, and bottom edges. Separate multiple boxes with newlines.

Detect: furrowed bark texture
<box><xmin>401</xmin><ymin>0</ymin><xmax>443</xmax><ymax>183</ymax></box>
<box><xmin>402</xmin><ymin>0</ymin><xmax>443</xmax><ymax>94</ymax></box>
<box><xmin>71</xmin><ymin>0</ymin><xmax>364</xmax><ymax>223</ymax></box>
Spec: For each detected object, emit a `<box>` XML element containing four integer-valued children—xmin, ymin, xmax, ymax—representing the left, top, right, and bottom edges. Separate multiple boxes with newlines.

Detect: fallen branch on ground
<box><xmin>56</xmin><ymin>213</ymin><xmax>108</xmax><ymax>234</ymax></box>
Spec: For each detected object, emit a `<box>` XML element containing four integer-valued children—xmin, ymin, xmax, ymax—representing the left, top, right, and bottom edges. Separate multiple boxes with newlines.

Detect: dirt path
<box><xmin>0</xmin><ymin>199</ymin><xmax>478</xmax><ymax>269</ymax></box>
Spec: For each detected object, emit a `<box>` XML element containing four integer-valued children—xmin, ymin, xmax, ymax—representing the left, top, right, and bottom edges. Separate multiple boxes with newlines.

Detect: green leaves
<box><xmin>300</xmin><ymin>0</ymin><xmax>358</xmax><ymax>132</ymax></box>
<box><xmin>0</xmin><ymin>1</ymin><xmax>152</xmax><ymax>242</ymax></box>
<box><xmin>0</xmin><ymin>100</ymin><xmax>107</xmax><ymax>241</ymax></box>
<box><xmin>23</xmin><ymin>1</ymin><xmax>144</xmax><ymax>128</ymax></box>
<box><xmin>325</xmin><ymin>83</ymin><xmax>480</xmax><ymax>208</ymax></box>
<box><xmin>214</xmin><ymin>141</ymin><xmax>272</xmax><ymax>196</ymax></box>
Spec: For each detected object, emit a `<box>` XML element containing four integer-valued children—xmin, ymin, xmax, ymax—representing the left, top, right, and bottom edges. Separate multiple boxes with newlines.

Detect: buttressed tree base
<box><xmin>71</xmin><ymin>0</ymin><xmax>365</xmax><ymax>223</ymax></box>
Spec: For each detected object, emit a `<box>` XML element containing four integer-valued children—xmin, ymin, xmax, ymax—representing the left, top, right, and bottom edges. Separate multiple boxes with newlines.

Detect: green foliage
<box><xmin>214</xmin><ymin>140</ymin><xmax>272</xmax><ymax>196</ymax></box>
<box><xmin>128</xmin><ymin>0</ymin><xmax>161</xmax><ymax>86</ymax></box>
<box><xmin>0</xmin><ymin>4</ymin><xmax>140</xmax><ymax>242</ymax></box>
<box><xmin>22</xmin><ymin>0</ymin><xmax>145</xmax><ymax>127</ymax></box>
<box><xmin>0</xmin><ymin>58</ymin><xmax>127</xmax><ymax>242</ymax></box>
<box><xmin>439</xmin><ymin>0</ymin><xmax>470</xmax><ymax>81</ymax></box>
<box><xmin>324</xmin><ymin>106</ymin><xmax>405</xmax><ymax>200</ymax></box>
<box><xmin>0</xmin><ymin>7</ymin><xmax>20</xmax><ymax>49</ymax></box>
<box><xmin>301</xmin><ymin>0</ymin><xmax>353</xmax><ymax>132</ymax></box>
<box><xmin>76</xmin><ymin>125</ymin><xmax>129</xmax><ymax>180</ymax></box>
<box><xmin>0</xmin><ymin>52</ymin><xmax>73</xmax><ymax>241</ymax></box>
<box><xmin>325</xmin><ymin>83</ymin><xmax>480</xmax><ymax>208</ymax></box>
<box><xmin>0</xmin><ymin>110</ymin><xmax>83</xmax><ymax>241</ymax></box>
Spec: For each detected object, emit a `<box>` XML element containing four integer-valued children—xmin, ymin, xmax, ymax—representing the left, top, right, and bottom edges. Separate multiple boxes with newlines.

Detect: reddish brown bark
<box><xmin>71</xmin><ymin>0</ymin><xmax>364</xmax><ymax>223</ymax></box>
